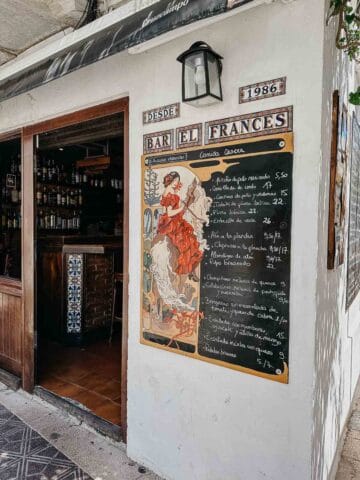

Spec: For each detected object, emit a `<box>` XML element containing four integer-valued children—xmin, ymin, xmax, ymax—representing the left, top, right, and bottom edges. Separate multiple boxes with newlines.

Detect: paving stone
<box><xmin>0</xmin><ymin>402</ymin><xmax>92</xmax><ymax>479</ymax></box>
<box><xmin>0</xmin><ymin>384</ymin><xmax>162</xmax><ymax>480</ymax></box>
<box><xmin>342</xmin><ymin>435</ymin><xmax>360</xmax><ymax>462</ymax></box>
<box><xmin>349</xmin><ymin>410</ymin><xmax>360</xmax><ymax>431</ymax></box>
<box><xmin>346</xmin><ymin>429</ymin><xmax>360</xmax><ymax>442</ymax></box>
<box><xmin>336</xmin><ymin>456</ymin><xmax>360</xmax><ymax>480</ymax></box>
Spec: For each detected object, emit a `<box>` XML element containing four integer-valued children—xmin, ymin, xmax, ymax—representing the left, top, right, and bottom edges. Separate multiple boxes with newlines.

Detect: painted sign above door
<box><xmin>143</xmin><ymin>103</ymin><xmax>180</xmax><ymax>125</ymax></box>
<box><xmin>205</xmin><ymin>106</ymin><xmax>293</xmax><ymax>144</ymax></box>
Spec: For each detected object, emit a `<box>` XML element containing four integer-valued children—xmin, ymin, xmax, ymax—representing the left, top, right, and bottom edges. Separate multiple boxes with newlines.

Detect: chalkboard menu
<box><xmin>347</xmin><ymin>116</ymin><xmax>360</xmax><ymax>308</ymax></box>
<box><xmin>141</xmin><ymin>133</ymin><xmax>293</xmax><ymax>383</ymax></box>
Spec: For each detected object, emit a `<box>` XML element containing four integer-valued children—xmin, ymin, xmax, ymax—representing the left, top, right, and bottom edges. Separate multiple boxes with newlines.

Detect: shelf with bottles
<box><xmin>38</xmin><ymin>205</ymin><xmax>82</xmax><ymax>213</ymax></box>
<box><xmin>36</xmin><ymin>184</ymin><xmax>83</xmax><ymax>209</ymax></box>
<box><xmin>1</xmin><ymin>203</ymin><xmax>21</xmax><ymax>209</ymax></box>
<box><xmin>1</xmin><ymin>155</ymin><xmax>22</xmax><ymax>203</ymax></box>
<box><xmin>1</xmin><ymin>190</ymin><xmax>22</xmax><ymax>205</ymax></box>
<box><xmin>36</xmin><ymin>156</ymin><xmax>123</xmax><ymax>190</ymax></box>
<box><xmin>37</xmin><ymin>209</ymin><xmax>81</xmax><ymax>231</ymax></box>
<box><xmin>1</xmin><ymin>210</ymin><xmax>22</xmax><ymax>231</ymax></box>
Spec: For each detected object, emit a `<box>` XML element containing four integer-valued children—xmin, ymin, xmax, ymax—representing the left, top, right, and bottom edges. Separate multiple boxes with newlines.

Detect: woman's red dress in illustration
<box><xmin>157</xmin><ymin>173</ymin><xmax>203</xmax><ymax>280</ymax></box>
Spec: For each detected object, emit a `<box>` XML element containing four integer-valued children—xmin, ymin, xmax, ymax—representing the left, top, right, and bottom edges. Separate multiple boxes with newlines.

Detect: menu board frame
<box><xmin>346</xmin><ymin>114</ymin><xmax>360</xmax><ymax>309</ymax></box>
<box><xmin>140</xmin><ymin>133</ymin><xmax>293</xmax><ymax>383</ymax></box>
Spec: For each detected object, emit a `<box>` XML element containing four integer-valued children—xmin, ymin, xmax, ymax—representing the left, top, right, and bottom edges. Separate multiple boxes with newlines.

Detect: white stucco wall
<box><xmin>0</xmin><ymin>1</ymin><xmax>327</xmax><ymax>479</ymax></box>
<box><xmin>313</xmin><ymin>2</ymin><xmax>359</xmax><ymax>479</ymax></box>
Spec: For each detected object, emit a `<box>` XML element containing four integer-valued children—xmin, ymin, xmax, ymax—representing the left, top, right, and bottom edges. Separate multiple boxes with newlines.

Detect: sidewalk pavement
<box><xmin>336</xmin><ymin>383</ymin><xmax>360</xmax><ymax>480</ymax></box>
<box><xmin>0</xmin><ymin>382</ymin><xmax>162</xmax><ymax>480</ymax></box>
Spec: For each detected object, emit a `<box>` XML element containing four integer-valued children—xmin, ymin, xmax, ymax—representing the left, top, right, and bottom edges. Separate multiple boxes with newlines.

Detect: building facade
<box><xmin>0</xmin><ymin>1</ymin><xmax>358</xmax><ymax>479</ymax></box>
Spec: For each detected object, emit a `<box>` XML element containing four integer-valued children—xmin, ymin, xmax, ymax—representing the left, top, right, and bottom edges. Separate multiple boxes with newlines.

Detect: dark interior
<box><xmin>35</xmin><ymin>112</ymin><xmax>124</xmax><ymax>425</ymax></box>
<box><xmin>0</xmin><ymin>138</ymin><xmax>22</xmax><ymax>280</ymax></box>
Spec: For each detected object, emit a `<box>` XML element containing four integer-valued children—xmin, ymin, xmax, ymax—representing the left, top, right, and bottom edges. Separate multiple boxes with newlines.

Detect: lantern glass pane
<box><xmin>208</xmin><ymin>54</ymin><xmax>221</xmax><ymax>99</ymax></box>
<box><xmin>184</xmin><ymin>52</ymin><xmax>207</xmax><ymax>100</ymax></box>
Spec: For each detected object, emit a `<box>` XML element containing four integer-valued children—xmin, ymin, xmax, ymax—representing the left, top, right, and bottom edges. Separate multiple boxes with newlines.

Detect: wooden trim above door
<box><xmin>23</xmin><ymin>98</ymin><xmax>129</xmax><ymax>136</ymax></box>
<box><xmin>0</xmin><ymin>130</ymin><xmax>21</xmax><ymax>143</ymax></box>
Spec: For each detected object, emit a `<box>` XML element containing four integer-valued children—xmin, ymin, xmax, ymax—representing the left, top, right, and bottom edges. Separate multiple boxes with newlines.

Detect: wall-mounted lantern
<box><xmin>177</xmin><ymin>41</ymin><xmax>223</xmax><ymax>107</ymax></box>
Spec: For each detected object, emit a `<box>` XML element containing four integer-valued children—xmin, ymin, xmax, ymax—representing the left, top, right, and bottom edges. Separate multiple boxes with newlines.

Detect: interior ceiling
<box><xmin>39</xmin><ymin>113</ymin><xmax>124</xmax><ymax>150</ymax></box>
<box><xmin>0</xmin><ymin>0</ymin><xmax>88</xmax><ymax>66</ymax></box>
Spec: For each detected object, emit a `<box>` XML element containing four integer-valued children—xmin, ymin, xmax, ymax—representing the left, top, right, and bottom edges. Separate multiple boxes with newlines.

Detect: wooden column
<box><xmin>22</xmin><ymin>131</ymin><xmax>35</xmax><ymax>392</ymax></box>
<box><xmin>121</xmin><ymin>101</ymin><xmax>129</xmax><ymax>441</ymax></box>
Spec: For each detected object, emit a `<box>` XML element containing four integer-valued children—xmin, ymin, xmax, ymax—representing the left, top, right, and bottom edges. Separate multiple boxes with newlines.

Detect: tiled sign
<box><xmin>143</xmin><ymin>103</ymin><xmax>180</xmax><ymax>125</ymax></box>
<box><xmin>143</xmin><ymin>129</ymin><xmax>174</xmax><ymax>154</ymax></box>
<box><xmin>239</xmin><ymin>77</ymin><xmax>287</xmax><ymax>104</ymax></box>
<box><xmin>176</xmin><ymin>123</ymin><xmax>202</xmax><ymax>149</ymax></box>
<box><xmin>205</xmin><ymin>106</ymin><xmax>293</xmax><ymax>144</ymax></box>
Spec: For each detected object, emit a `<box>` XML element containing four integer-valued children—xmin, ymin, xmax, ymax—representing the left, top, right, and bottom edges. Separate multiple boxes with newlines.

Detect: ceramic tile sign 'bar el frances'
<box><xmin>144</xmin><ymin>129</ymin><xmax>174</xmax><ymax>154</ymax></box>
<box><xmin>141</xmin><ymin>131</ymin><xmax>293</xmax><ymax>383</ymax></box>
<box><xmin>205</xmin><ymin>106</ymin><xmax>293</xmax><ymax>144</ymax></box>
<box><xmin>176</xmin><ymin>123</ymin><xmax>203</xmax><ymax>149</ymax></box>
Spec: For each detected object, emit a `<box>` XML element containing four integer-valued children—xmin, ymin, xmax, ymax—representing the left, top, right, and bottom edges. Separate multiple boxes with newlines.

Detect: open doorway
<box><xmin>35</xmin><ymin>111</ymin><xmax>126</xmax><ymax>428</ymax></box>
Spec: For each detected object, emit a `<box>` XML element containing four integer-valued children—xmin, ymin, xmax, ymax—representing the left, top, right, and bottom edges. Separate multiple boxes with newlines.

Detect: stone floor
<box><xmin>0</xmin><ymin>383</ymin><xmax>162</xmax><ymax>480</ymax></box>
<box><xmin>336</xmin><ymin>384</ymin><xmax>360</xmax><ymax>479</ymax></box>
<box><xmin>0</xmin><ymin>402</ymin><xmax>92</xmax><ymax>479</ymax></box>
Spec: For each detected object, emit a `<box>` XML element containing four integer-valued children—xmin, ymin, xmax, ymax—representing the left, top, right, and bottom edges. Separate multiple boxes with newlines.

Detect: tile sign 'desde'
<box><xmin>141</xmin><ymin>126</ymin><xmax>293</xmax><ymax>383</ymax></box>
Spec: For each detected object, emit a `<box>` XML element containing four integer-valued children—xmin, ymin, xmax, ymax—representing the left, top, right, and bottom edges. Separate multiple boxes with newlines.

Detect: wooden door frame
<box><xmin>22</xmin><ymin>97</ymin><xmax>130</xmax><ymax>441</ymax></box>
<box><xmin>0</xmin><ymin>129</ymin><xmax>23</xmax><ymax>378</ymax></box>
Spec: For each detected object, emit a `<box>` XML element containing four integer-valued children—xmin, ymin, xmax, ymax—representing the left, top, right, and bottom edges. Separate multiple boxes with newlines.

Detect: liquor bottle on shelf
<box><xmin>41</xmin><ymin>160</ymin><xmax>46</xmax><ymax>182</ymax></box>
<box><xmin>10</xmin><ymin>186</ymin><xmax>18</xmax><ymax>204</ymax></box>
<box><xmin>3</xmin><ymin>210</ymin><xmax>20</xmax><ymax>230</ymax></box>
<box><xmin>56</xmin><ymin>212</ymin><xmax>62</xmax><ymax>230</ymax></box>
<box><xmin>36</xmin><ymin>183</ymin><xmax>43</xmax><ymax>205</ymax></box>
<box><xmin>50</xmin><ymin>210</ymin><xmax>56</xmax><ymax>229</ymax></box>
<box><xmin>7</xmin><ymin>212</ymin><xmax>13</xmax><ymax>230</ymax></box>
<box><xmin>38</xmin><ymin>210</ymin><xmax>45</xmax><ymax>229</ymax></box>
<box><xmin>1</xmin><ymin>180</ymin><xmax>9</xmax><ymax>204</ymax></box>
<box><xmin>111</xmin><ymin>178</ymin><xmax>123</xmax><ymax>190</ymax></box>
<box><xmin>10</xmin><ymin>157</ymin><xmax>16</xmax><ymax>174</ymax></box>
<box><xmin>42</xmin><ymin>185</ymin><xmax>48</xmax><ymax>206</ymax></box>
<box><xmin>14</xmin><ymin>212</ymin><xmax>20</xmax><ymax>229</ymax></box>
<box><xmin>56</xmin><ymin>186</ymin><xmax>61</xmax><ymax>206</ymax></box>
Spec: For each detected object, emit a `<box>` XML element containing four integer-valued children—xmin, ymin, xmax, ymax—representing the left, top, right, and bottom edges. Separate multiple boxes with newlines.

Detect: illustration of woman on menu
<box><xmin>157</xmin><ymin>171</ymin><xmax>203</xmax><ymax>282</ymax></box>
<box><xmin>146</xmin><ymin>167</ymin><xmax>211</xmax><ymax>344</ymax></box>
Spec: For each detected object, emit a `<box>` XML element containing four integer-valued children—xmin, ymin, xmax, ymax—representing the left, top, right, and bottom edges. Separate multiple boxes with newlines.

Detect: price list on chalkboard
<box><xmin>198</xmin><ymin>153</ymin><xmax>291</xmax><ymax>378</ymax></box>
<box><xmin>141</xmin><ymin>133</ymin><xmax>293</xmax><ymax>383</ymax></box>
<box><xmin>347</xmin><ymin>116</ymin><xmax>360</xmax><ymax>308</ymax></box>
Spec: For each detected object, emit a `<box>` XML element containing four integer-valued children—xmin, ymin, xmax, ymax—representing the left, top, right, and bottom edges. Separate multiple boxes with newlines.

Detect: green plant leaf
<box><xmin>349</xmin><ymin>87</ymin><xmax>360</xmax><ymax>105</ymax></box>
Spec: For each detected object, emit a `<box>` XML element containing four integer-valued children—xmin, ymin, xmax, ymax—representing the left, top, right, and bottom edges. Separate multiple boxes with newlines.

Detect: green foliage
<box><xmin>328</xmin><ymin>0</ymin><xmax>360</xmax><ymax>104</ymax></box>
<box><xmin>349</xmin><ymin>86</ymin><xmax>360</xmax><ymax>104</ymax></box>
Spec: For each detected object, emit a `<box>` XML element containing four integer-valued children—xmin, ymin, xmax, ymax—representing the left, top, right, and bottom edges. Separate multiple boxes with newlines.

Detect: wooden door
<box><xmin>0</xmin><ymin>131</ymin><xmax>24</xmax><ymax>379</ymax></box>
<box><xmin>0</xmin><ymin>279</ymin><xmax>23</xmax><ymax>376</ymax></box>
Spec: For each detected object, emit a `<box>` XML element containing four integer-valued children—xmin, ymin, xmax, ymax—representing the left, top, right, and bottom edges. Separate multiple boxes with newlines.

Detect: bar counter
<box><xmin>37</xmin><ymin>235</ymin><xmax>122</xmax><ymax>345</ymax></box>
